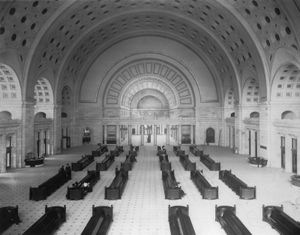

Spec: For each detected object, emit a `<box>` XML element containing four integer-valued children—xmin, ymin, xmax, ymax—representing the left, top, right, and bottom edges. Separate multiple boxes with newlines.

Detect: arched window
<box><xmin>0</xmin><ymin>63</ymin><xmax>22</xmax><ymax>119</ymax></box>
<box><xmin>250</xmin><ymin>111</ymin><xmax>259</xmax><ymax>118</ymax></box>
<box><xmin>281</xmin><ymin>111</ymin><xmax>296</xmax><ymax>120</ymax></box>
<box><xmin>206</xmin><ymin>127</ymin><xmax>215</xmax><ymax>144</ymax></box>
<box><xmin>0</xmin><ymin>111</ymin><xmax>12</xmax><ymax>121</ymax></box>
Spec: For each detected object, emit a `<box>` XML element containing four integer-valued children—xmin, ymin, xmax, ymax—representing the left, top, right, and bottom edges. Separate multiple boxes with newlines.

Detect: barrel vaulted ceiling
<box><xmin>0</xmin><ymin>0</ymin><xmax>299</xmax><ymax>103</ymax></box>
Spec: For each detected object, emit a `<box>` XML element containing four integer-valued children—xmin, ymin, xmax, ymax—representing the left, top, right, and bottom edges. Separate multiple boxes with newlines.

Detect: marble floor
<box><xmin>1</xmin><ymin>145</ymin><xmax>300</xmax><ymax>235</ymax></box>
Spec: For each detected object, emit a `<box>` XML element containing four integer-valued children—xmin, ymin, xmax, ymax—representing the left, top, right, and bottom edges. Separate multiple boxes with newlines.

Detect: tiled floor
<box><xmin>1</xmin><ymin>145</ymin><xmax>300</xmax><ymax>235</ymax></box>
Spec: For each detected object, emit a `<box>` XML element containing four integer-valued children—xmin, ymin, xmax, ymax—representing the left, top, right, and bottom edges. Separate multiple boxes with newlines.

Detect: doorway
<box><xmin>143</xmin><ymin>125</ymin><xmax>153</xmax><ymax>145</ymax></box>
<box><xmin>6</xmin><ymin>136</ymin><xmax>12</xmax><ymax>169</ymax></box>
<box><xmin>281</xmin><ymin>136</ymin><xmax>285</xmax><ymax>169</ymax></box>
<box><xmin>292</xmin><ymin>138</ymin><xmax>297</xmax><ymax>174</ymax></box>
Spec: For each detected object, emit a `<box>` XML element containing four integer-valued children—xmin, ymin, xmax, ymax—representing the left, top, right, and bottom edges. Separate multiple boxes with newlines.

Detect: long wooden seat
<box><xmin>96</xmin><ymin>154</ymin><xmax>115</xmax><ymax>171</ymax></box>
<box><xmin>91</xmin><ymin>144</ymin><xmax>108</xmax><ymax>157</ymax></box>
<box><xmin>189</xmin><ymin>145</ymin><xmax>203</xmax><ymax>157</ymax></box>
<box><xmin>215</xmin><ymin>205</ymin><xmax>251</xmax><ymax>235</ymax></box>
<box><xmin>180</xmin><ymin>154</ymin><xmax>196</xmax><ymax>171</ymax></box>
<box><xmin>263</xmin><ymin>205</ymin><xmax>300</xmax><ymax>235</ymax></box>
<box><xmin>219</xmin><ymin>170</ymin><xmax>256</xmax><ymax>199</ymax></box>
<box><xmin>23</xmin><ymin>205</ymin><xmax>66</xmax><ymax>235</ymax></box>
<box><xmin>191</xmin><ymin>170</ymin><xmax>218</xmax><ymax>199</ymax></box>
<box><xmin>66</xmin><ymin>170</ymin><xmax>100</xmax><ymax>200</ymax></box>
<box><xmin>72</xmin><ymin>155</ymin><xmax>94</xmax><ymax>171</ymax></box>
<box><xmin>158</xmin><ymin>152</ymin><xmax>171</xmax><ymax>171</ymax></box>
<box><xmin>200</xmin><ymin>154</ymin><xmax>220</xmax><ymax>171</ymax></box>
<box><xmin>169</xmin><ymin>205</ymin><xmax>196</xmax><ymax>235</ymax></box>
<box><xmin>121</xmin><ymin>152</ymin><xmax>137</xmax><ymax>171</ymax></box>
<box><xmin>162</xmin><ymin>170</ymin><xmax>185</xmax><ymax>200</ymax></box>
<box><xmin>105</xmin><ymin>168</ymin><xmax>128</xmax><ymax>200</ymax></box>
<box><xmin>81</xmin><ymin>205</ymin><xmax>113</xmax><ymax>235</ymax></box>
<box><xmin>29</xmin><ymin>168</ymin><xmax>70</xmax><ymax>201</ymax></box>
<box><xmin>0</xmin><ymin>206</ymin><xmax>20</xmax><ymax>234</ymax></box>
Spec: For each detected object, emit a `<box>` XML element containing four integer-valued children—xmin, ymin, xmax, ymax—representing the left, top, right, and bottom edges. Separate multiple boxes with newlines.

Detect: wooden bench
<box><xmin>0</xmin><ymin>206</ymin><xmax>20</xmax><ymax>234</ymax></box>
<box><xmin>66</xmin><ymin>170</ymin><xmax>100</xmax><ymax>200</ymax></box>
<box><xmin>189</xmin><ymin>145</ymin><xmax>203</xmax><ymax>157</ymax></box>
<box><xmin>215</xmin><ymin>205</ymin><xmax>251</xmax><ymax>235</ymax></box>
<box><xmin>180</xmin><ymin>154</ymin><xmax>196</xmax><ymax>171</ymax></box>
<box><xmin>72</xmin><ymin>155</ymin><xmax>94</xmax><ymax>171</ymax></box>
<box><xmin>248</xmin><ymin>157</ymin><xmax>268</xmax><ymax>167</ymax></box>
<box><xmin>81</xmin><ymin>205</ymin><xmax>113</xmax><ymax>235</ymax></box>
<box><xmin>158</xmin><ymin>152</ymin><xmax>171</xmax><ymax>171</ymax></box>
<box><xmin>162</xmin><ymin>170</ymin><xmax>185</xmax><ymax>200</ymax></box>
<box><xmin>23</xmin><ymin>205</ymin><xmax>66</xmax><ymax>235</ymax></box>
<box><xmin>200</xmin><ymin>154</ymin><xmax>221</xmax><ymax>171</ymax></box>
<box><xmin>263</xmin><ymin>205</ymin><xmax>300</xmax><ymax>235</ymax></box>
<box><xmin>219</xmin><ymin>170</ymin><xmax>256</xmax><ymax>199</ymax></box>
<box><xmin>105</xmin><ymin>168</ymin><xmax>128</xmax><ymax>200</ymax></box>
<box><xmin>96</xmin><ymin>154</ymin><xmax>115</xmax><ymax>171</ymax></box>
<box><xmin>191</xmin><ymin>170</ymin><xmax>218</xmax><ymax>199</ymax></box>
<box><xmin>91</xmin><ymin>144</ymin><xmax>108</xmax><ymax>157</ymax></box>
<box><xmin>25</xmin><ymin>157</ymin><xmax>44</xmax><ymax>167</ymax></box>
<box><xmin>169</xmin><ymin>205</ymin><xmax>196</xmax><ymax>235</ymax></box>
<box><xmin>121</xmin><ymin>152</ymin><xmax>137</xmax><ymax>171</ymax></box>
<box><xmin>29</xmin><ymin>169</ymin><xmax>70</xmax><ymax>201</ymax></box>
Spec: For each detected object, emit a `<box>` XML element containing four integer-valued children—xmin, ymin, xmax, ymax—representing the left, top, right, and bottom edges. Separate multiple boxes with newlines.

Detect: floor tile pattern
<box><xmin>1</xmin><ymin>145</ymin><xmax>300</xmax><ymax>235</ymax></box>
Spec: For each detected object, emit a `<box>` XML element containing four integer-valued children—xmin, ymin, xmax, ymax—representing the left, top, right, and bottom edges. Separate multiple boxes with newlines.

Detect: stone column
<box><xmin>191</xmin><ymin>125</ymin><xmax>194</xmax><ymax>144</ymax></box>
<box><xmin>285</xmin><ymin>135</ymin><xmax>292</xmax><ymax>173</ymax></box>
<box><xmin>178</xmin><ymin>125</ymin><xmax>181</xmax><ymax>145</ymax></box>
<box><xmin>141</xmin><ymin>125</ymin><xmax>144</xmax><ymax>146</ymax></box>
<box><xmin>21</xmin><ymin>101</ymin><xmax>35</xmax><ymax>167</ymax></box>
<box><xmin>166</xmin><ymin>125</ymin><xmax>170</xmax><ymax>145</ymax></box>
<box><xmin>154</xmin><ymin>125</ymin><xmax>157</xmax><ymax>146</ymax></box>
<box><xmin>0</xmin><ymin>134</ymin><xmax>6</xmax><ymax>173</ymax></box>
<box><xmin>259</xmin><ymin>102</ymin><xmax>272</xmax><ymax>163</ymax></box>
<box><xmin>116</xmin><ymin>125</ymin><xmax>120</xmax><ymax>145</ymax></box>
<box><xmin>52</xmin><ymin>104</ymin><xmax>62</xmax><ymax>154</ymax></box>
<box><xmin>104</xmin><ymin>125</ymin><xmax>107</xmax><ymax>144</ymax></box>
<box><xmin>128</xmin><ymin>125</ymin><xmax>132</xmax><ymax>145</ymax></box>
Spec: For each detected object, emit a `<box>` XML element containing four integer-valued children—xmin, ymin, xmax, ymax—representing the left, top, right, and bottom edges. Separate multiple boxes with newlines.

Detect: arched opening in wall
<box><xmin>0</xmin><ymin>111</ymin><xmax>12</xmax><ymax>121</ymax></box>
<box><xmin>271</xmin><ymin>63</ymin><xmax>300</xmax><ymax>172</ymax></box>
<box><xmin>33</xmin><ymin>78</ymin><xmax>54</xmax><ymax>158</ymax></box>
<box><xmin>0</xmin><ymin>63</ymin><xmax>22</xmax><ymax>172</ymax></box>
<box><xmin>281</xmin><ymin>110</ymin><xmax>296</xmax><ymax>120</ymax></box>
<box><xmin>206</xmin><ymin>127</ymin><xmax>215</xmax><ymax>145</ymax></box>
<box><xmin>250</xmin><ymin>111</ymin><xmax>260</xmax><ymax>118</ymax></box>
<box><xmin>61</xmin><ymin>85</ymin><xmax>72</xmax><ymax>149</ymax></box>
